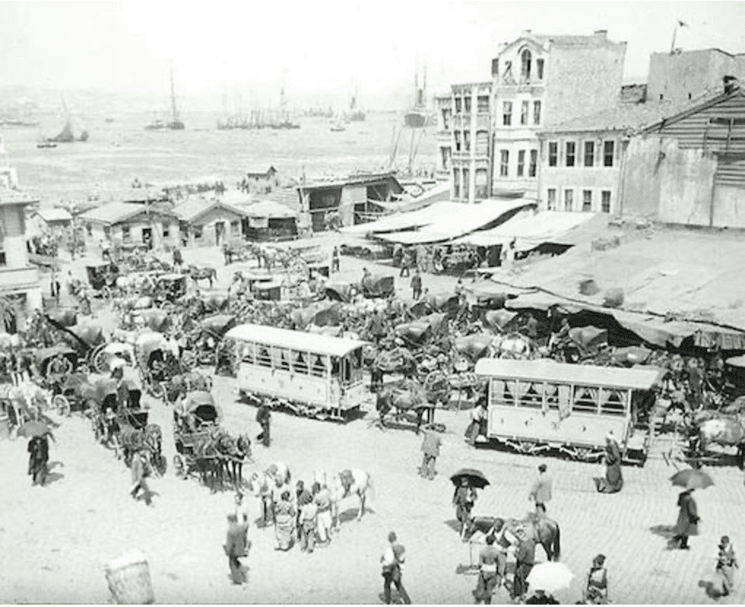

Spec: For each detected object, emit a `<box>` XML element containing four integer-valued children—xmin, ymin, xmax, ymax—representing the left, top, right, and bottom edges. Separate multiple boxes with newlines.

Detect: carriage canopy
<box><xmin>361</xmin><ymin>274</ymin><xmax>394</xmax><ymax>298</ymax></box>
<box><xmin>69</xmin><ymin>324</ymin><xmax>107</xmax><ymax>347</ymax></box>
<box><xmin>182</xmin><ymin>390</ymin><xmax>222</xmax><ymax>424</ymax></box>
<box><xmin>33</xmin><ymin>346</ymin><xmax>77</xmax><ymax>374</ymax></box>
<box><xmin>137</xmin><ymin>309</ymin><xmax>171</xmax><ymax>333</ymax></box>
<box><xmin>325</xmin><ymin>283</ymin><xmax>355</xmax><ymax>303</ymax></box>
<box><xmin>199</xmin><ymin>314</ymin><xmax>237</xmax><ymax>337</ymax></box>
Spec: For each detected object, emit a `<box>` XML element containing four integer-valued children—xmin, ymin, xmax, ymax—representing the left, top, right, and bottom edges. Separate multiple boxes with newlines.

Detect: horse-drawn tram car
<box><xmin>474</xmin><ymin>359</ymin><xmax>662</xmax><ymax>465</ymax></box>
<box><xmin>225</xmin><ymin>323</ymin><xmax>373</xmax><ymax>421</ymax></box>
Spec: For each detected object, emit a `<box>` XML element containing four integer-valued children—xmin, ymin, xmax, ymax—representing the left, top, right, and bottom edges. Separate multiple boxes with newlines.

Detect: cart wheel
<box><xmin>52</xmin><ymin>395</ymin><xmax>71</xmax><ymax>417</ymax></box>
<box><xmin>173</xmin><ymin>454</ymin><xmax>185</xmax><ymax>478</ymax></box>
<box><xmin>92</xmin><ymin>345</ymin><xmax>109</xmax><ymax>374</ymax></box>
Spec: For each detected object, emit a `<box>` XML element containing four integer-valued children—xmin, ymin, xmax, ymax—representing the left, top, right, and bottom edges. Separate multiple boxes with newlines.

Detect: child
<box><xmin>716</xmin><ymin>535</ymin><xmax>738</xmax><ymax>597</ymax></box>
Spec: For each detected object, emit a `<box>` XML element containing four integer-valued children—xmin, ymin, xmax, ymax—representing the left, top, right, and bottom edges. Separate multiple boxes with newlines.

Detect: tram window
<box><xmin>600</xmin><ymin>388</ymin><xmax>626</xmax><ymax>416</ymax></box>
<box><xmin>544</xmin><ymin>384</ymin><xmax>559</xmax><ymax>410</ymax></box>
<box><xmin>256</xmin><ymin>346</ymin><xmax>271</xmax><ymax>367</ymax></box>
<box><xmin>311</xmin><ymin>355</ymin><xmax>327</xmax><ymax>377</ymax></box>
<box><xmin>352</xmin><ymin>349</ymin><xmax>362</xmax><ymax>369</ymax></box>
<box><xmin>331</xmin><ymin>357</ymin><xmax>341</xmax><ymax>377</ymax></box>
<box><xmin>273</xmin><ymin>348</ymin><xmax>291</xmax><ymax>371</ymax></box>
<box><xmin>490</xmin><ymin>380</ymin><xmax>514</xmax><ymax>406</ymax></box>
<box><xmin>518</xmin><ymin>381</ymin><xmax>543</xmax><ymax>408</ymax></box>
<box><xmin>572</xmin><ymin>386</ymin><xmax>599</xmax><ymax>413</ymax></box>
<box><xmin>240</xmin><ymin>342</ymin><xmax>254</xmax><ymax>363</ymax></box>
<box><xmin>293</xmin><ymin>352</ymin><xmax>309</xmax><ymax>374</ymax></box>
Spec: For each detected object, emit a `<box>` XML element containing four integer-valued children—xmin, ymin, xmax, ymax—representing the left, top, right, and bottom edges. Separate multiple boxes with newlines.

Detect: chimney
<box><xmin>724</xmin><ymin>75</ymin><xmax>739</xmax><ymax>94</ymax></box>
<box><xmin>594</xmin><ymin>29</ymin><xmax>608</xmax><ymax>38</ymax></box>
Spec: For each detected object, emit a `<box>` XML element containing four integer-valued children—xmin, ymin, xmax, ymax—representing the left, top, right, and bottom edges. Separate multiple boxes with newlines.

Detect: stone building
<box><xmin>490</xmin><ymin>30</ymin><xmax>627</xmax><ymax>199</ymax></box>
<box><xmin>0</xmin><ymin>190</ymin><xmax>42</xmax><ymax>331</ymax></box>
<box><xmin>433</xmin><ymin>93</ymin><xmax>453</xmax><ymax>182</ymax></box>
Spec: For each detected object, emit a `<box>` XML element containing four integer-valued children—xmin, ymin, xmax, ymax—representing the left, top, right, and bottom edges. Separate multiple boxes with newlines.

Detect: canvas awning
<box><xmin>341</xmin><ymin>201</ymin><xmax>462</xmax><ymax>235</ymax></box>
<box><xmin>451</xmin><ymin>210</ymin><xmax>602</xmax><ymax>251</ymax></box>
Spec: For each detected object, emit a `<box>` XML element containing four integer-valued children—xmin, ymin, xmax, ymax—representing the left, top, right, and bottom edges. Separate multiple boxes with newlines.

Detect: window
<box><xmin>601</xmin><ymin>190</ymin><xmax>611</xmax><ymax>213</ymax></box>
<box><xmin>502</xmin><ymin>101</ymin><xmax>513</xmax><ymax>126</ymax></box>
<box><xmin>600</xmin><ymin>389</ymin><xmax>626</xmax><ymax>416</ymax></box>
<box><xmin>240</xmin><ymin>342</ymin><xmax>255</xmax><ymax>364</ymax></box>
<box><xmin>454</xmin><ymin>97</ymin><xmax>462</xmax><ymax>113</ymax></box>
<box><xmin>548</xmin><ymin>141</ymin><xmax>558</xmax><ymax>167</ymax></box>
<box><xmin>547</xmin><ymin>188</ymin><xmax>557</xmax><ymax>210</ymax></box>
<box><xmin>103</xmin><ymin>226</ymin><xmax>111</xmax><ymax>239</ymax></box>
<box><xmin>536</xmin><ymin>58</ymin><xmax>544</xmax><ymax>80</ymax></box>
<box><xmin>231</xmin><ymin>220</ymin><xmax>241</xmax><ymax>235</ymax></box>
<box><xmin>256</xmin><ymin>345</ymin><xmax>271</xmax><ymax>367</ymax></box>
<box><xmin>603</xmin><ymin>141</ymin><xmax>615</xmax><ymax>167</ymax></box>
<box><xmin>86</xmin><ymin>224</ymin><xmax>93</xmax><ymax>237</ymax></box>
<box><xmin>564</xmin><ymin>189</ymin><xmax>574</xmax><ymax>211</ymax></box>
<box><xmin>517</xmin><ymin>150</ymin><xmax>526</xmax><ymax>177</ymax></box>
<box><xmin>582</xmin><ymin>190</ymin><xmax>593</xmax><ymax>212</ymax></box>
<box><xmin>293</xmin><ymin>351</ymin><xmax>309</xmax><ymax>374</ymax></box>
<box><xmin>572</xmin><ymin>386</ymin><xmax>599</xmax><ymax>414</ymax></box>
<box><xmin>491</xmin><ymin>58</ymin><xmax>499</xmax><ymax>77</ymax></box>
<box><xmin>500</xmin><ymin>150</ymin><xmax>509</xmax><ymax>177</ymax></box>
<box><xmin>584</xmin><ymin>141</ymin><xmax>595</xmax><ymax>167</ymax></box>
<box><xmin>520</xmin><ymin>101</ymin><xmax>529</xmax><ymax>125</ymax></box>
<box><xmin>311</xmin><ymin>354</ymin><xmax>328</xmax><ymax>377</ymax></box>
<box><xmin>463</xmin><ymin>130</ymin><xmax>471</xmax><ymax>152</ymax></box>
<box><xmin>477</xmin><ymin>95</ymin><xmax>489</xmax><ymax>113</ymax></box>
<box><xmin>533</xmin><ymin>100</ymin><xmax>542</xmax><ymax>125</ymax></box>
<box><xmin>464</xmin><ymin>96</ymin><xmax>472</xmax><ymax>113</ymax></box>
<box><xmin>273</xmin><ymin>347</ymin><xmax>291</xmax><ymax>371</ymax></box>
<box><xmin>194</xmin><ymin>225</ymin><xmax>203</xmax><ymax>240</ymax></box>
<box><xmin>442</xmin><ymin>109</ymin><xmax>450</xmax><ymax>130</ymax></box>
<box><xmin>454</xmin><ymin>131</ymin><xmax>462</xmax><ymax>152</ymax></box>
<box><xmin>518</xmin><ymin>381</ymin><xmax>543</xmax><ymax>409</ymax></box>
<box><xmin>0</xmin><ymin>228</ymin><xmax>5</xmax><ymax>267</ymax></box>
<box><xmin>162</xmin><ymin>223</ymin><xmax>170</xmax><ymax>238</ymax></box>
<box><xmin>122</xmin><ymin>225</ymin><xmax>131</xmax><ymax>242</ymax></box>
<box><xmin>529</xmin><ymin>150</ymin><xmax>538</xmax><ymax>177</ymax></box>
<box><xmin>565</xmin><ymin>141</ymin><xmax>576</xmax><ymax>167</ymax></box>
<box><xmin>453</xmin><ymin>169</ymin><xmax>461</xmax><ymax>199</ymax></box>
<box><xmin>521</xmin><ymin>49</ymin><xmax>532</xmax><ymax>81</ymax></box>
<box><xmin>475</xmin><ymin>169</ymin><xmax>489</xmax><ymax>200</ymax></box>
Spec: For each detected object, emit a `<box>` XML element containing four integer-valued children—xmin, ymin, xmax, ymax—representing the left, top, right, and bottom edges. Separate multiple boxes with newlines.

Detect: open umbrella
<box><xmin>16</xmin><ymin>420</ymin><xmax>54</xmax><ymax>439</ymax></box>
<box><xmin>670</xmin><ymin>467</ymin><xmax>714</xmax><ymax>490</ymax></box>
<box><xmin>450</xmin><ymin>468</ymin><xmax>490</xmax><ymax>489</ymax></box>
<box><xmin>526</xmin><ymin>562</ymin><xmax>574</xmax><ymax>594</ymax></box>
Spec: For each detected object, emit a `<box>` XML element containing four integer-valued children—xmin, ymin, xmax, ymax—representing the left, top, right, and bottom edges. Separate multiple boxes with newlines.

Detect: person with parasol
<box><xmin>451</xmin><ymin>469</ymin><xmax>489</xmax><ymax>541</ymax></box>
<box><xmin>20</xmin><ymin>421</ymin><xmax>53</xmax><ymax>486</ymax></box>
<box><xmin>669</xmin><ymin>466</ymin><xmax>712</xmax><ymax>550</ymax></box>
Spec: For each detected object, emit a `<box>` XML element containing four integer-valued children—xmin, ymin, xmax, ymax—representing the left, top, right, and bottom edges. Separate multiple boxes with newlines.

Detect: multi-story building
<box><xmin>433</xmin><ymin>93</ymin><xmax>453</xmax><ymax>182</ymax></box>
<box><xmin>0</xmin><ymin>189</ymin><xmax>42</xmax><ymax>332</ymax></box>
<box><xmin>647</xmin><ymin>48</ymin><xmax>745</xmax><ymax>103</ymax></box>
<box><xmin>490</xmin><ymin>30</ymin><xmax>627</xmax><ymax>199</ymax></box>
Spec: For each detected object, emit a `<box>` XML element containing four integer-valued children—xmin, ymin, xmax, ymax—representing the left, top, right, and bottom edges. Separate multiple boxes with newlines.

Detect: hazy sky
<box><xmin>1</xmin><ymin>1</ymin><xmax>745</xmax><ymax>99</ymax></box>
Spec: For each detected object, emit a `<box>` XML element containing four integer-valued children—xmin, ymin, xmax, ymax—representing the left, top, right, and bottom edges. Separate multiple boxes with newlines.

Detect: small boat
<box><xmin>330</xmin><ymin>121</ymin><xmax>346</xmax><ymax>132</ymax></box>
<box><xmin>37</xmin><ymin>141</ymin><xmax>57</xmax><ymax>149</ymax></box>
<box><xmin>146</xmin><ymin>61</ymin><xmax>185</xmax><ymax>130</ymax></box>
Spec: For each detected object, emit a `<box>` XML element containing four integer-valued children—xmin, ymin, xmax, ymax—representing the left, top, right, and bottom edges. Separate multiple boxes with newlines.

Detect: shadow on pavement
<box><xmin>337</xmin><ymin>508</ymin><xmax>375</xmax><ymax>525</ymax></box>
<box><xmin>44</xmin><ymin>461</ymin><xmax>65</xmax><ymax>486</ymax></box>
<box><xmin>444</xmin><ymin>519</ymin><xmax>462</xmax><ymax>534</ymax></box>
<box><xmin>698</xmin><ymin>579</ymin><xmax>722</xmax><ymax>599</ymax></box>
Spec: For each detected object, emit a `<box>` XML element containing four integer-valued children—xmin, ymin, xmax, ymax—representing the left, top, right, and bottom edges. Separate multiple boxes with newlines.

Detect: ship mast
<box><xmin>170</xmin><ymin>60</ymin><xmax>179</xmax><ymax>123</ymax></box>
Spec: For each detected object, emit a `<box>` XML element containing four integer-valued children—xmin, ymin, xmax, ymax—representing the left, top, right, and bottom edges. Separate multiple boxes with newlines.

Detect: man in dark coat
<box><xmin>594</xmin><ymin>432</ymin><xmax>624</xmax><ymax>493</ymax></box>
<box><xmin>130</xmin><ymin>449</ymin><xmax>153</xmax><ymax>506</ymax></box>
<box><xmin>672</xmin><ymin>488</ymin><xmax>699</xmax><ymax>549</ymax></box>
<box><xmin>410</xmin><ymin>270</ymin><xmax>422</xmax><ymax>300</ymax></box>
<box><xmin>256</xmin><ymin>404</ymin><xmax>271</xmax><ymax>447</ymax></box>
<box><xmin>224</xmin><ymin>513</ymin><xmax>249</xmax><ymax>585</ymax></box>
<box><xmin>172</xmin><ymin>247</ymin><xmax>183</xmax><ymax>270</ymax></box>
<box><xmin>512</xmin><ymin>528</ymin><xmax>536</xmax><ymax>601</ymax></box>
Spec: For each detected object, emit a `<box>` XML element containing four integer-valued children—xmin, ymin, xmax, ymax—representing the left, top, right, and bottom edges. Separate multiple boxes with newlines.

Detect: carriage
<box><xmin>360</xmin><ymin>274</ymin><xmax>395</xmax><ymax>299</ymax></box>
<box><xmin>184</xmin><ymin>314</ymin><xmax>237</xmax><ymax>368</ymax></box>
<box><xmin>33</xmin><ymin>346</ymin><xmax>79</xmax><ymax>384</ymax></box>
<box><xmin>172</xmin><ymin>390</ymin><xmax>223</xmax><ymax>479</ymax></box>
<box><xmin>90</xmin><ymin>374</ymin><xmax>146</xmax><ymax>441</ymax></box>
<box><xmin>47</xmin><ymin>372</ymin><xmax>98</xmax><ymax>417</ymax></box>
<box><xmin>135</xmin><ymin>332</ymin><xmax>181</xmax><ymax>398</ymax></box>
<box><xmin>153</xmin><ymin>273</ymin><xmax>188</xmax><ymax>310</ymax></box>
<box><xmin>85</xmin><ymin>261</ymin><xmax>120</xmax><ymax>298</ymax></box>
<box><xmin>475</xmin><ymin>358</ymin><xmax>661</xmax><ymax>465</ymax></box>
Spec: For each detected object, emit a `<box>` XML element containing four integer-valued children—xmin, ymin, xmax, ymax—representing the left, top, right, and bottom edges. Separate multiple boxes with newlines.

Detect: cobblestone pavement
<box><xmin>3</xmin><ymin>238</ymin><xmax>742</xmax><ymax>604</ymax></box>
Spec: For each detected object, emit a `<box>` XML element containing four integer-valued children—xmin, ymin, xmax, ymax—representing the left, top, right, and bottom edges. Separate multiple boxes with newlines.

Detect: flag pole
<box><xmin>670</xmin><ymin>21</ymin><xmax>678</xmax><ymax>54</ymax></box>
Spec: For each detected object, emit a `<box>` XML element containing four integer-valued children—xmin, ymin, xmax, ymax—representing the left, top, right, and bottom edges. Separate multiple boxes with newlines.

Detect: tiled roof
<box><xmin>540</xmin><ymin>88</ymin><xmax>727</xmax><ymax>135</ymax></box>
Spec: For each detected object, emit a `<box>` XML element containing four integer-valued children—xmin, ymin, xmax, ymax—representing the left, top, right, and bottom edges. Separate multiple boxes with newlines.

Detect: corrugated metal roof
<box><xmin>474</xmin><ymin>358</ymin><xmax>662</xmax><ymax>390</ymax></box>
<box><xmin>225</xmin><ymin>323</ymin><xmax>368</xmax><ymax>357</ymax></box>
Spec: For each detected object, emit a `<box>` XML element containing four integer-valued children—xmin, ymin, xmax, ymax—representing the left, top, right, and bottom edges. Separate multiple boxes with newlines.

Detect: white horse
<box><xmin>314</xmin><ymin>468</ymin><xmax>374</xmax><ymax>530</ymax></box>
<box><xmin>247</xmin><ymin>462</ymin><xmax>292</xmax><ymax>526</ymax></box>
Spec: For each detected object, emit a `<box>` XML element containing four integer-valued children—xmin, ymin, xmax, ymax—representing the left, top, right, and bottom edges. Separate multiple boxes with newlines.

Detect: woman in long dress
<box><xmin>594</xmin><ymin>432</ymin><xmax>623</xmax><ymax>493</ymax></box>
<box><xmin>274</xmin><ymin>490</ymin><xmax>295</xmax><ymax>551</ymax></box>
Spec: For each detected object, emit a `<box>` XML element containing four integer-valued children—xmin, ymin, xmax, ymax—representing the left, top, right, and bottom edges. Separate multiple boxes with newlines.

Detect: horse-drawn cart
<box><xmin>173</xmin><ymin>390</ymin><xmax>223</xmax><ymax>479</ymax></box>
<box><xmin>86</xmin><ymin>261</ymin><xmax>120</xmax><ymax>299</ymax></box>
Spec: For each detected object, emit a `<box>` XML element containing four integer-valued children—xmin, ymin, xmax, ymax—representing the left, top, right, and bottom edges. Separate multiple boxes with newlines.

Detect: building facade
<box><xmin>173</xmin><ymin>199</ymin><xmax>247</xmax><ymax>247</ymax></box>
<box><xmin>81</xmin><ymin>202</ymin><xmax>179</xmax><ymax>250</ymax></box>
<box><xmin>0</xmin><ymin>190</ymin><xmax>42</xmax><ymax>331</ymax></box>
<box><xmin>434</xmin><ymin>93</ymin><xmax>453</xmax><ymax>182</ymax></box>
<box><xmin>490</xmin><ymin>30</ymin><xmax>627</xmax><ymax>199</ymax></box>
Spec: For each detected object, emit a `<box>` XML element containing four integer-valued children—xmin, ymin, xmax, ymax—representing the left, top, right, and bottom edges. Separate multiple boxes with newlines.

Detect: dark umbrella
<box><xmin>670</xmin><ymin>468</ymin><xmax>714</xmax><ymax>490</ymax></box>
<box><xmin>16</xmin><ymin>420</ymin><xmax>54</xmax><ymax>439</ymax></box>
<box><xmin>450</xmin><ymin>468</ymin><xmax>490</xmax><ymax>489</ymax></box>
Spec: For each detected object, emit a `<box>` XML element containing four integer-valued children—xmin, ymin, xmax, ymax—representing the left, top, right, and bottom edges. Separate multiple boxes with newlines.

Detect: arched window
<box><xmin>521</xmin><ymin>49</ymin><xmax>532</xmax><ymax>82</ymax></box>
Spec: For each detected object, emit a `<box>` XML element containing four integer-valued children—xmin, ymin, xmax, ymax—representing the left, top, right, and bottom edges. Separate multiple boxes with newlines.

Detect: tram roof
<box><xmin>225</xmin><ymin>324</ymin><xmax>369</xmax><ymax>357</ymax></box>
<box><xmin>474</xmin><ymin>359</ymin><xmax>662</xmax><ymax>391</ymax></box>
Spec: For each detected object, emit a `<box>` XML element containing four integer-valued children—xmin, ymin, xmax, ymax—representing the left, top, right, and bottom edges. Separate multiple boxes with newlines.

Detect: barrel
<box><xmin>105</xmin><ymin>550</ymin><xmax>154</xmax><ymax>604</ymax></box>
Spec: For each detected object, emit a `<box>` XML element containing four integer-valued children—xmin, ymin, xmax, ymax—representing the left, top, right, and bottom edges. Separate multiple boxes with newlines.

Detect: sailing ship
<box><xmin>404</xmin><ymin>63</ymin><xmax>432</xmax><ymax>128</ymax></box>
<box><xmin>48</xmin><ymin>93</ymin><xmax>89</xmax><ymax>143</ymax></box>
<box><xmin>146</xmin><ymin>61</ymin><xmax>185</xmax><ymax>130</ymax></box>
<box><xmin>345</xmin><ymin>87</ymin><xmax>366</xmax><ymax>122</ymax></box>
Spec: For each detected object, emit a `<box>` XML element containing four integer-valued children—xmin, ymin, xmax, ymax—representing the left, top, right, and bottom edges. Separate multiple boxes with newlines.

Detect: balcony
<box><xmin>0</xmin><ymin>266</ymin><xmax>40</xmax><ymax>292</ymax></box>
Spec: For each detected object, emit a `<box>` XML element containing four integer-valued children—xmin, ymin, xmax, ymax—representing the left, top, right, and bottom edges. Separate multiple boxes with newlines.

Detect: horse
<box><xmin>691</xmin><ymin>412</ymin><xmax>745</xmax><ymax>468</ymax></box>
<box><xmin>467</xmin><ymin>515</ymin><xmax>562</xmax><ymax>562</ymax></box>
<box><xmin>489</xmin><ymin>333</ymin><xmax>533</xmax><ymax>359</ymax></box>
<box><xmin>221</xmin><ymin>433</ymin><xmax>252</xmax><ymax>487</ymax></box>
<box><xmin>314</xmin><ymin>468</ymin><xmax>374</xmax><ymax>530</ymax></box>
<box><xmin>375</xmin><ymin>378</ymin><xmax>431</xmax><ymax>433</ymax></box>
<box><xmin>247</xmin><ymin>462</ymin><xmax>292</xmax><ymax>526</ymax></box>
<box><xmin>187</xmin><ymin>265</ymin><xmax>217</xmax><ymax>289</ymax></box>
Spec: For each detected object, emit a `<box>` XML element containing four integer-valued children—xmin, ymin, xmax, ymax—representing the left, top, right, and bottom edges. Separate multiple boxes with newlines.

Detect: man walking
<box><xmin>410</xmin><ymin>270</ymin><xmax>422</xmax><ymax>300</ymax></box>
<box><xmin>380</xmin><ymin>531</ymin><xmax>411</xmax><ymax>605</ymax></box>
<box><xmin>299</xmin><ymin>497</ymin><xmax>318</xmax><ymax>553</ymax></box>
<box><xmin>256</xmin><ymin>404</ymin><xmax>271</xmax><ymax>447</ymax></box>
<box><xmin>672</xmin><ymin>488</ymin><xmax>699</xmax><ymax>549</ymax></box>
<box><xmin>313</xmin><ymin>481</ymin><xmax>333</xmax><ymax>545</ymax></box>
<box><xmin>528</xmin><ymin>463</ymin><xmax>553</xmax><ymax>513</ymax></box>
<box><xmin>511</xmin><ymin>527</ymin><xmax>536</xmax><ymax>602</ymax></box>
<box><xmin>130</xmin><ymin>449</ymin><xmax>153</xmax><ymax>506</ymax></box>
<box><xmin>224</xmin><ymin>513</ymin><xmax>249</xmax><ymax>585</ymax></box>
<box><xmin>419</xmin><ymin>427</ymin><xmax>442</xmax><ymax>480</ymax></box>
<box><xmin>399</xmin><ymin>250</ymin><xmax>411</xmax><ymax>277</ymax></box>
<box><xmin>331</xmin><ymin>246</ymin><xmax>340</xmax><ymax>273</ymax></box>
